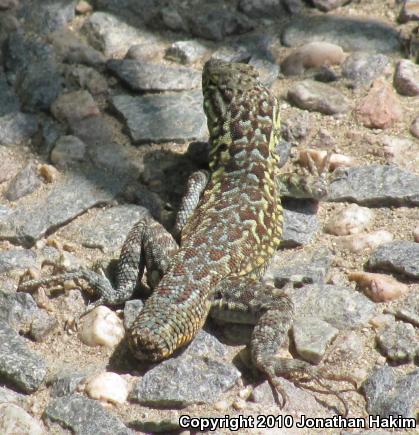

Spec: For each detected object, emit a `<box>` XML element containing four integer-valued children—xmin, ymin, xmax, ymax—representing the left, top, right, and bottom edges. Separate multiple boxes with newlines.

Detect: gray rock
<box><xmin>59</xmin><ymin>205</ymin><xmax>149</xmax><ymax>253</ymax></box>
<box><xmin>283</xmin><ymin>0</ymin><xmax>305</xmax><ymax>14</ymax></box>
<box><xmin>69</xmin><ymin>116</ymin><xmax>113</xmax><ymax>147</ymax></box>
<box><xmin>411</xmin><ymin>116</ymin><xmax>419</xmax><ymax>139</ymax></box>
<box><xmin>131</xmin><ymin>353</ymin><xmax>240</xmax><ymax>407</ymax></box>
<box><xmin>288</xmin><ymin>80</ymin><xmax>350</xmax><ymax>114</ymax></box>
<box><xmin>0</xmin><ymin>72</ymin><xmax>19</xmax><ymax>116</ymax></box>
<box><xmin>399</xmin><ymin>0</ymin><xmax>419</xmax><ymax>23</ymax></box>
<box><xmin>376</xmin><ymin>321</ymin><xmax>418</xmax><ymax>363</ymax></box>
<box><xmin>50</xmin><ymin>135</ymin><xmax>87</xmax><ymax>168</ymax></box>
<box><xmin>249</xmin><ymin>57</ymin><xmax>279</xmax><ymax>88</ymax></box>
<box><xmin>0</xmin><ymin>386</ymin><xmax>26</xmax><ymax>405</ymax></box>
<box><xmin>82</xmin><ymin>11</ymin><xmax>158</xmax><ymax>57</ymax></box>
<box><xmin>0</xmin><ymin>320</ymin><xmax>47</xmax><ymax>393</ymax></box>
<box><xmin>0</xmin><ymin>403</ymin><xmax>44</xmax><ymax>435</ymax></box>
<box><xmin>250</xmin><ymin>380</ymin><xmax>276</xmax><ymax>404</ymax></box>
<box><xmin>282</xmin><ymin>200</ymin><xmax>319</xmax><ymax>247</ymax></box>
<box><xmin>29</xmin><ymin>310</ymin><xmax>58</xmax><ymax>342</ymax></box>
<box><xmin>312</xmin><ymin>0</ymin><xmax>351</xmax><ymax>11</ymax></box>
<box><xmin>293</xmin><ymin>317</ymin><xmax>339</xmax><ymax>364</ymax></box>
<box><xmin>94</xmin><ymin>0</ymin><xmax>163</xmax><ymax>23</ymax></box>
<box><xmin>329</xmin><ymin>165</ymin><xmax>419</xmax><ymax>206</ymax></box>
<box><xmin>282</xmin><ymin>15</ymin><xmax>402</xmax><ymax>53</ymax></box>
<box><xmin>0</xmin><ymin>112</ymin><xmax>38</xmax><ymax>146</ymax></box>
<box><xmin>281</xmin><ymin>111</ymin><xmax>311</xmax><ymax>142</ymax></box>
<box><xmin>238</xmin><ymin>0</ymin><xmax>286</xmax><ymax>18</ymax></box>
<box><xmin>111</xmin><ymin>91</ymin><xmax>207</xmax><ymax>144</ymax></box>
<box><xmin>107</xmin><ymin>60</ymin><xmax>201</xmax><ymax>91</ymax></box>
<box><xmin>63</xmin><ymin>64</ymin><xmax>108</xmax><ymax>96</ymax></box>
<box><xmin>394</xmin><ymin>59</ymin><xmax>419</xmax><ymax>96</ymax></box>
<box><xmin>36</xmin><ymin>116</ymin><xmax>66</xmax><ymax>156</ymax></box>
<box><xmin>368</xmin><ymin>240</ymin><xmax>419</xmax><ymax>279</ymax></box>
<box><xmin>184</xmin><ymin>330</ymin><xmax>227</xmax><ymax>359</ymax></box>
<box><xmin>0</xmin><ymin>249</ymin><xmax>36</xmax><ymax>273</ymax></box>
<box><xmin>123</xmin><ymin>299</ymin><xmax>144</xmax><ymax>330</ymax></box>
<box><xmin>5</xmin><ymin>162</ymin><xmax>42</xmax><ymax>201</ymax></box>
<box><xmin>342</xmin><ymin>52</ymin><xmax>390</xmax><ymax>88</ymax></box>
<box><xmin>0</xmin><ymin>171</ymin><xmax>126</xmax><ymax>246</ymax></box>
<box><xmin>390</xmin><ymin>290</ymin><xmax>419</xmax><ymax>327</ymax></box>
<box><xmin>19</xmin><ymin>0</ymin><xmax>76</xmax><ymax>34</ymax></box>
<box><xmin>289</xmin><ymin>284</ymin><xmax>376</xmax><ymax>330</ymax></box>
<box><xmin>165</xmin><ymin>40</ymin><xmax>209</xmax><ymax>64</ymax></box>
<box><xmin>210</xmin><ymin>46</ymin><xmax>251</xmax><ymax>63</ymax></box>
<box><xmin>44</xmin><ymin>394</ymin><xmax>133</xmax><ymax>434</ymax></box>
<box><xmin>362</xmin><ymin>366</ymin><xmax>419</xmax><ymax>418</ymax></box>
<box><xmin>50</xmin><ymin>371</ymin><xmax>87</xmax><ymax>397</ymax></box>
<box><xmin>265</xmin><ymin>247</ymin><xmax>333</xmax><ymax>288</ymax></box>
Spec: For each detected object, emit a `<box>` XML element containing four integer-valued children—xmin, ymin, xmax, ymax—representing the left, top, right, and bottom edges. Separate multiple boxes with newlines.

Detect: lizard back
<box><xmin>128</xmin><ymin>60</ymin><xmax>283</xmax><ymax>361</ymax></box>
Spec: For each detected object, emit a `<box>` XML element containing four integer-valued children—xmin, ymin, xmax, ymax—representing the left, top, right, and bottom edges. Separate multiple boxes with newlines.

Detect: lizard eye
<box><xmin>218</xmin><ymin>143</ymin><xmax>228</xmax><ymax>152</ymax></box>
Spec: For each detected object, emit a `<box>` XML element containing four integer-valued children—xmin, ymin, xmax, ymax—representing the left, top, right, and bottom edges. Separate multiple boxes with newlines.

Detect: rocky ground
<box><xmin>0</xmin><ymin>0</ymin><xmax>418</xmax><ymax>434</ymax></box>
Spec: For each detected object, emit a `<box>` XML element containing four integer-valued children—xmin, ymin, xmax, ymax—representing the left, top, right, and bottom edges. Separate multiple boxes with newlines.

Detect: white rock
<box><xmin>336</xmin><ymin>230</ymin><xmax>394</xmax><ymax>252</ymax></box>
<box><xmin>85</xmin><ymin>372</ymin><xmax>129</xmax><ymax>405</ymax></box>
<box><xmin>79</xmin><ymin>306</ymin><xmax>124</xmax><ymax>348</ymax></box>
<box><xmin>325</xmin><ymin>204</ymin><xmax>374</xmax><ymax>236</ymax></box>
<box><xmin>0</xmin><ymin>403</ymin><xmax>44</xmax><ymax>435</ymax></box>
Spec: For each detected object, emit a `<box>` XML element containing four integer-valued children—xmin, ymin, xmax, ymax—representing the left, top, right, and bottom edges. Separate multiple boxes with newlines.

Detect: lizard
<box><xmin>19</xmin><ymin>59</ymin><xmax>348</xmax><ymax>411</ymax></box>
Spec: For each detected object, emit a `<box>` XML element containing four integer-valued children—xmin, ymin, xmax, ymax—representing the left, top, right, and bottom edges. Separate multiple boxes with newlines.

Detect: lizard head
<box><xmin>202</xmin><ymin>59</ymin><xmax>281</xmax><ymax>171</ymax></box>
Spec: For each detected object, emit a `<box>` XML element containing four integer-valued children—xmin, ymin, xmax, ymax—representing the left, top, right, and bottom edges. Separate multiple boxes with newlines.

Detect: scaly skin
<box><xmin>128</xmin><ymin>59</ymin><xmax>283</xmax><ymax>360</ymax></box>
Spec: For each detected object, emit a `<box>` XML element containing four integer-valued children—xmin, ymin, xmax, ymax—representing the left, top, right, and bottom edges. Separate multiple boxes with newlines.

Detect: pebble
<box><xmin>394</xmin><ymin>59</ymin><xmax>419</xmax><ymax>96</ymax></box>
<box><xmin>86</xmin><ymin>372</ymin><xmax>129</xmax><ymax>405</ymax></box>
<box><xmin>51</xmin><ymin>90</ymin><xmax>100</xmax><ymax>126</ymax></box>
<box><xmin>64</xmin><ymin>64</ymin><xmax>108</xmax><ymax>96</ymax></box>
<box><xmin>312</xmin><ymin>0</ymin><xmax>350</xmax><ymax>11</ymax></box>
<box><xmin>238</xmin><ymin>0</ymin><xmax>286</xmax><ymax>18</ymax></box>
<box><xmin>336</xmin><ymin>230</ymin><xmax>394</xmax><ymax>253</ymax></box>
<box><xmin>38</xmin><ymin>164</ymin><xmax>59</xmax><ymax>183</ymax></box>
<box><xmin>0</xmin><ymin>403</ymin><xmax>44</xmax><ymax>435</ymax></box>
<box><xmin>410</xmin><ymin>116</ymin><xmax>419</xmax><ymax>138</ymax></box>
<box><xmin>356</xmin><ymin>79</ymin><xmax>402</xmax><ymax>129</ymax></box>
<box><xmin>414</xmin><ymin>226</ymin><xmax>419</xmax><ymax>242</ymax></box>
<box><xmin>165</xmin><ymin>40</ymin><xmax>209</xmax><ymax>64</ymax></box>
<box><xmin>0</xmin><ymin>112</ymin><xmax>38</xmax><ymax>146</ymax></box>
<box><xmin>78</xmin><ymin>306</ymin><xmax>124</xmax><ymax>348</ymax></box>
<box><xmin>293</xmin><ymin>317</ymin><xmax>338</xmax><ymax>364</ymax></box>
<box><xmin>281</xmin><ymin>41</ymin><xmax>345</xmax><ymax>76</ymax></box>
<box><xmin>381</xmin><ymin>135</ymin><xmax>419</xmax><ymax>171</ymax></box>
<box><xmin>348</xmin><ymin>271</ymin><xmax>410</xmax><ymax>302</ymax></box>
<box><xmin>376</xmin><ymin>321</ymin><xmax>418</xmax><ymax>363</ymax></box>
<box><xmin>288</xmin><ymin>80</ymin><xmax>349</xmax><ymax>114</ymax></box>
<box><xmin>299</xmin><ymin>149</ymin><xmax>357</xmax><ymax>171</ymax></box>
<box><xmin>399</xmin><ymin>0</ymin><xmax>419</xmax><ymax>22</ymax></box>
<box><xmin>76</xmin><ymin>1</ymin><xmax>92</xmax><ymax>14</ymax></box>
<box><xmin>325</xmin><ymin>204</ymin><xmax>374</xmax><ymax>236</ymax></box>
<box><xmin>5</xmin><ymin>162</ymin><xmax>42</xmax><ymax>201</ymax></box>
<box><xmin>50</xmin><ymin>135</ymin><xmax>87</xmax><ymax>168</ymax></box>
<box><xmin>341</xmin><ymin>52</ymin><xmax>390</xmax><ymax>88</ymax></box>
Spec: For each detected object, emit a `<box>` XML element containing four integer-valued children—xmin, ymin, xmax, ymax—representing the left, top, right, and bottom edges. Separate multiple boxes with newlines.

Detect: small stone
<box><xmin>399</xmin><ymin>0</ymin><xmax>419</xmax><ymax>23</ymax></box>
<box><xmin>312</xmin><ymin>0</ymin><xmax>351</xmax><ymax>11</ymax></box>
<box><xmin>414</xmin><ymin>226</ymin><xmax>419</xmax><ymax>242</ymax></box>
<box><xmin>282</xmin><ymin>200</ymin><xmax>319</xmax><ymax>247</ymax></box>
<box><xmin>125</xmin><ymin>42</ymin><xmax>164</xmax><ymax>62</ymax></box>
<box><xmin>299</xmin><ymin>149</ymin><xmax>356</xmax><ymax>171</ymax></box>
<box><xmin>248</xmin><ymin>57</ymin><xmax>279</xmax><ymax>88</ymax></box>
<box><xmin>356</xmin><ymin>79</ymin><xmax>402</xmax><ymax>129</ymax></box>
<box><xmin>79</xmin><ymin>306</ymin><xmax>124</xmax><ymax>348</ymax></box>
<box><xmin>211</xmin><ymin>46</ymin><xmax>251</xmax><ymax>63</ymax></box>
<box><xmin>86</xmin><ymin>372</ymin><xmax>129</xmax><ymax>405</ymax></box>
<box><xmin>5</xmin><ymin>162</ymin><xmax>42</xmax><ymax>201</ymax></box>
<box><xmin>50</xmin><ymin>371</ymin><xmax>87</xmax><ymax>397</ymax></box>
<box><xmin>238</xmin><ymin>0</ymin><xmax>285</xmax><ymax>18</ymax></box>
<box><xmin>394</xmin><ymin>59</ymin><xmax>419</xmax><ymax>96</ymax></box>
<box><xmin>288</xmin><ymin>80</ymin><xmax>349</xmax><ymax>115</ymax></box>
<box><xmin>293</xmin><ymin>317</ymin><xmax>338</xmax><ymax>364</ymax></box>
<box><xmin>250</xmin><ymin>381</ymin><xmax>275</xmax><ymax>404</ymax></box>
<box><xmin>348</xmin><ymin>271</ymin><xmax>410</xmax><ymax>302</ymax></box>
<box><xmin>342</xmin><ymin>52</ymin><xmax>390</xmax><ymax>88</ymax></box>
<box><xmin>281</xmin><ymin>41</ymin><xmax>345</xmax><ymax>76</ymax></box>
<box><xmin>325</xmin><ymin>204</ymin><xmax>374</xmax><ymax>236</ymax></box>
<box><xmin>213</xmin><ymin>400</ymin><xmax>229</xmax><ymax>411</ymax></box>
<box><xmin>410</xmin><ymin>116</ymin><xmax>419</xmax><ymax>138</ymax></box>
<box><xmin>382</xmin><ymin>135</ymin><xmax>419</xmax><ymax>172</ymax></box>
<box><xmin>0</xmin><ymin>112</ymin><xmax>38</xmax><ymax>146</ymax></box>
<box><xmin>0</xmin><ymin>403</ymin><xmax>44</xmax><ymax>435</ymax></box>
<box><xmin>51</xmin><ymin>90</ymin><xmax>100</xmax><ymax>126</ymax></box>
<box><xmin>38</xmin><ymin>164</ymin><xmax>59</xmax><ymax>183</ymax></box>
<box><xmin>76</xmin><ymin>1</ymin><xmax>92</xmax><ymax>14</ymax></box>
<box><xmin>50</xmin><ymin>136</ymin><xmax>87</xmax><ymax>168</ymax></box>
<box><xmin>165</xmin><ymin>40</ymin><xmax>209</xmax><ymax>64</ymax></box>
<box><xmin>368</xmin><ymin>240</ymin><xmax>419</xmax><ymax>279</ymax></box>
<box><xmin>336</xmin><ymin>230</ymin><xmax>394</xmax><ymax>253</ymax></box>
<box><xmin>64</xmin><ymin>64</ymin><xmax>108</xmax><ymax>96</ymax></box>
<box><xmin>232</xmin><ymin>398</ymin><xmax>247</xmax><ymax>410</ymax></box>
<box><xmin>376</xmin><ymin>321</ymin><xmax>418</xmax><ymax>363</ymax></box>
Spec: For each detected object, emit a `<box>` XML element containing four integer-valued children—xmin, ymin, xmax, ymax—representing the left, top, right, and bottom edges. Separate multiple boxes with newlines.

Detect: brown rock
<box><xmin>356</xmin><ymin>79</ymin><xmax>402</xmax><ymax>129</ymax></box>
<box><xmin>394</xmin><ymin>59</ymin><xmax>419</xmax><ymax>96</ymax></box>
<box><xmin>410</xmin><ymin>116</ymin><xmax>419</xmax><ymax>138</ymax></box>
